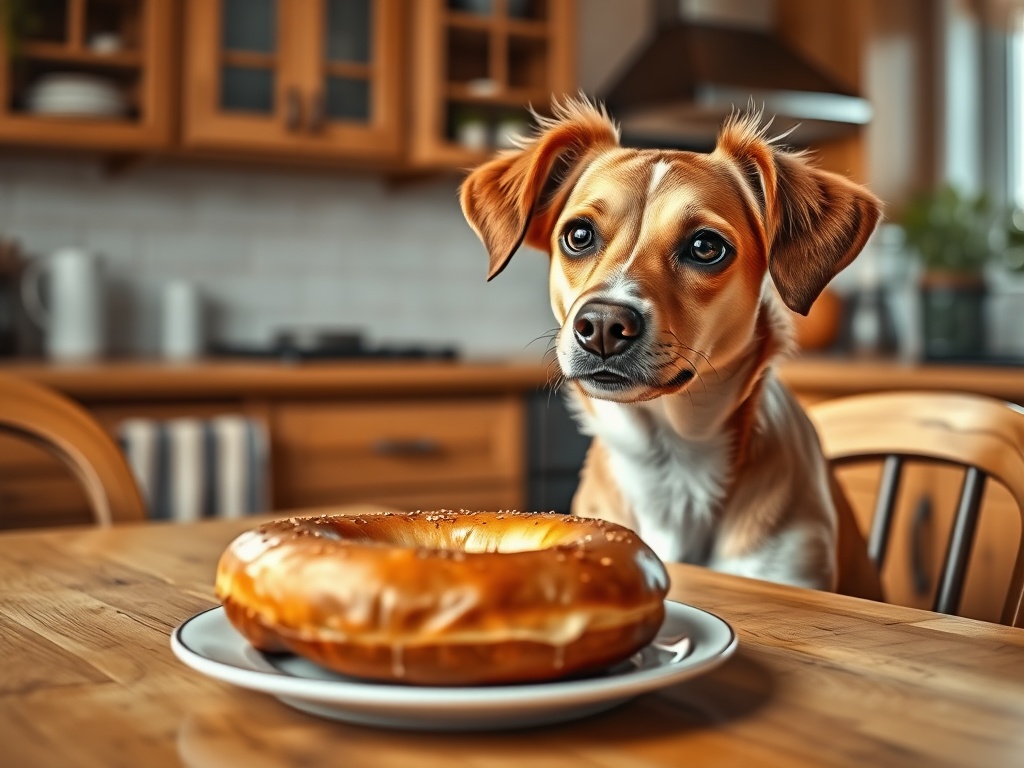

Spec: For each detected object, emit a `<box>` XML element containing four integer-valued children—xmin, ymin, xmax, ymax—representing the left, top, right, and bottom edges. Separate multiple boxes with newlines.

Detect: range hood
<box><xmin>602</xmin><ymin>0</ymin><xmax>872</xmax><ymax>149</ymax></box>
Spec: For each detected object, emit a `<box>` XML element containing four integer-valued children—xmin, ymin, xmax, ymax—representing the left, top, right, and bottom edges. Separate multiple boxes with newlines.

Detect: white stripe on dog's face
<box><xmin>621</xmin><ymin>159</ymin><xmax>675</xmax><ymax>276</ymax></box>
<box><xmin>648</xmin><ymin>159</ymin><xmax>671</xmax><ymax>197</ymax></box>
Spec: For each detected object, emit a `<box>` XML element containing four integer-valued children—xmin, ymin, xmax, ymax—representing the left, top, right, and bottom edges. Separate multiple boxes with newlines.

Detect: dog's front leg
<box><xmin>570</xmin><ymin>440</ymin><xmax>639</xmax><ymax>532</ymax></box>
<box><xmin>711</xmin><ymin>520</ymin><xmax>838</xmax><ymax>591</ymax></box>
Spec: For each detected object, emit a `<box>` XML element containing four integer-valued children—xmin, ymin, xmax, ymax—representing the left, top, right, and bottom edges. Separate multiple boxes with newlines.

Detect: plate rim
<box><xmin>170</xmin><ymin>600</ymin><xmax>737</xmax><ymax>709</ymax></box>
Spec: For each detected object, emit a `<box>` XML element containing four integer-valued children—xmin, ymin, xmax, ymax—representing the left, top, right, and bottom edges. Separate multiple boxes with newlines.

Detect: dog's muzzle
<box><xmin>572</xmin><ymin>300</ymin><xmax>645</xmax><ymax>359</ymax></box>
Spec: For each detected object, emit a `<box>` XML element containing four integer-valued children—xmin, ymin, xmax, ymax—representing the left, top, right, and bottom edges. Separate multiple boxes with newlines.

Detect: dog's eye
<box><xmin>561</xmin><ymin>221</ymin><xmax>596</xmax><ymax>255</ymax></box>
<box><xmin>685</xmin><ymin>230</ymin><xmax>731</xmax><ymax>265</ymax></box>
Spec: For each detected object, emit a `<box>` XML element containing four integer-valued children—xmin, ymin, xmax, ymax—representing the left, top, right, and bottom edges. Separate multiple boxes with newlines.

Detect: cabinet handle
<box><xmin>910</xmin><ymin>496</ymin><xmax>932</xmax><ymax>596</ymax></box>
<box><xmin>285</xmin><ymin>87</ymin><xmax>302</xmax><ymax>132</ymax></box>
<box><xmin>308</xmin><ymin>90</ymin><xmax>326</xmax><ymax>134</ymax></box>
<box><xmin>372</xmin><ymin>438</ymin><xmax>442</xmax><ymax>457</ymax></box>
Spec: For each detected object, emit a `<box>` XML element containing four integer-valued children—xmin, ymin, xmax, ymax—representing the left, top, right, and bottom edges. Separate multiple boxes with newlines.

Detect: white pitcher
<box><xmin>21</xmin><ymin>248</ymin><xmax>105</xmax><ymax>361</ymax></box>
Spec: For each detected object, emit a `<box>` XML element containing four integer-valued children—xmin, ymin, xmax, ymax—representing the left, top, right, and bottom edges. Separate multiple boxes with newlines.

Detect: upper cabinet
<box><xmin>0</xmin><ymin>0</ymin><xmax>173</xmax><ymax>151</ymax></box>
<box><xmin>0</xmin><ymin>0</ymin><xmax>575</xmax><ymax>171</ymax></box>
<box><xmin>182</xmin><ymin>0</ymin><xmax>403</xmax><ymax>164</ymax></box>
<box><xmin>408</xmin><ymin>0</ymin><xmax>576</xmax><ymax>170</ymax></box>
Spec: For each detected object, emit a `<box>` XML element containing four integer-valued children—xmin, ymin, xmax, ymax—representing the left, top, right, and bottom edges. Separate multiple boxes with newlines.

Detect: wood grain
<box><xmin>2</xmin><ymin>513</ymin><xmax>1023</xmax><ymax>767</ymax></box>
<box><xmin>0</xmin><ymin>360</ymin><xmax>550</xmax><ymax>402</ymax></box>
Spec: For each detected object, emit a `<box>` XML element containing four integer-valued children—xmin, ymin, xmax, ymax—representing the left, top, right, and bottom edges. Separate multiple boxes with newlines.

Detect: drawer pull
<box><xmin>372</xmin><ymin>438</ymin><xmax>441</xmax><ymax>457</ymax></box>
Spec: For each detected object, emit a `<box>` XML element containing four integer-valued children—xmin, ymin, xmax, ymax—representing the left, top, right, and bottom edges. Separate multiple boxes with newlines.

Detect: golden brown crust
<box><xmin>216</xmin><ymin>510</ymin><xmax>670</xmax><ymax>685</ymax></box>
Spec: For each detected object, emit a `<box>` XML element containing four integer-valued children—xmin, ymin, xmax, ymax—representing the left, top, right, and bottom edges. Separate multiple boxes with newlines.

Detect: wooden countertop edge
<box><xmin>777</xmin><ymin>357</ymin><xmax>1024</xmax><ymax>399</ymax></box>
<box><xmin>0</xmin><ymin>359</ymin><xmax>552</xmax><ymax>401</ymax></box>
<box><xmin>2</xmin><ymin>356</ymin><xmax>1023</xmax><ymax>401</ymax></box>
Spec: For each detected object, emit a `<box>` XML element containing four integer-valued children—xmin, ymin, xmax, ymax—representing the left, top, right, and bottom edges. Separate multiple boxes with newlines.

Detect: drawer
<box><xmin>273</xmin><ymin>397</ymin><xmax>524</xmax><ymax>501</ymax></box>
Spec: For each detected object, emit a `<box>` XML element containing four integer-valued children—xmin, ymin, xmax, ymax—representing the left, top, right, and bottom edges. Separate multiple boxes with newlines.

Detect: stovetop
<box><xmin>209</xmin><ymin>341</ymin><xmax>459</xmax><ymax>363</ymax></box>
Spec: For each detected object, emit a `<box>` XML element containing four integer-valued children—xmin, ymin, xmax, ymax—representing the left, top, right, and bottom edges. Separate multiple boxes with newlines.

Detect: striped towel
<box><xmin>117</xmin><ymin>416</ymin><xmax>270</xmax><ymax>521</ymax></box>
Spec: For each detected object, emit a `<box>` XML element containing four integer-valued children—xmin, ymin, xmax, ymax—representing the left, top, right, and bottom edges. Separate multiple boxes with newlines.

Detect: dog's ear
<box><xmin>460</xmin><ymin>98</ymin><xmax>619</xmax><ymax>280</ymax></box>
<box><xmin>715</xmin><ymin>114</ymin><xmax>882</xmax><ymax>315</ymax></box>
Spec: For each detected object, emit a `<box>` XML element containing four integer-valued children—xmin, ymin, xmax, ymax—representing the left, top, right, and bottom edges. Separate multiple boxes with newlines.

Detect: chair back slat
<box><xmin>868</xmin><ymin>455</ymin><xmax>904</xmax><ymax>569</ymax></box>
<box><xmin>933</xmin><ymin>467</ymin><xmax>987</xmax><ymax>615</ymax></box>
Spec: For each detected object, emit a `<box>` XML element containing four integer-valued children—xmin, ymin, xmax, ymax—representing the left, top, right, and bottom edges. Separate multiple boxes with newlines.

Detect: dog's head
<box><xmin>460</xmin><ymin>98</ymin><xmax>881</xmax><ymax>403</ymax></box>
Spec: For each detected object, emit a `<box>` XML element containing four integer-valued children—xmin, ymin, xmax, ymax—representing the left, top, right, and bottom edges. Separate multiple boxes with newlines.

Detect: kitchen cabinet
<box><xmin>776</xmin><ymin>0</ymin><xmax>868</xmax><ymax>182</ymax></box>
<box><xmin>408</xmin><ymin>0</ymin><xmax>576</xmax><ymax>170</ymax></box>
<box><xmin>0</xmin><ymin>0</ymin><xmax>573</xmax><ymax>171</ymax></box>
<box><xmin>0</xmin><ymin>0</ymin><xmax>174</xmax><ymax>151</ymax></box>
<box><xmin>182</xmin><ymin>0</ymin><xmax>403</xmax><ymax>163</ymax></box>
<box><xmin>0</xmin><ymin>361</ymin><xmax>544</xmax><ymax>530</ymax></box>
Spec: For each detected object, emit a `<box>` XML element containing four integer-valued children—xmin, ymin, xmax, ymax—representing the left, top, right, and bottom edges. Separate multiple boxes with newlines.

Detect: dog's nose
<box><xmin>572</xmin><ymin>301</ymin><xmax>645</xmax><ymax>358</ymax></box>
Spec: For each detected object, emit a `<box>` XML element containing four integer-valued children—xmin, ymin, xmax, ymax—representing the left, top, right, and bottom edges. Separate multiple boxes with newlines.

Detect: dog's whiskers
<box><xmin>524</xmin><ymin>328</ymin><xmax>560</xmax><ymax>354</ymax></box>
<box><xmin>664</xmin><ymin>331</ymin><xmax>720</xmax><ymax>382</ymax></box>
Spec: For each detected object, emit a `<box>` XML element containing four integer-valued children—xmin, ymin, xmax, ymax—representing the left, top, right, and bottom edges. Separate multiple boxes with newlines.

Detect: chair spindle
<box><xmin>934</xmin><ymin>467</ymin><xmax>987</xmax><ymax>615</ymax></box>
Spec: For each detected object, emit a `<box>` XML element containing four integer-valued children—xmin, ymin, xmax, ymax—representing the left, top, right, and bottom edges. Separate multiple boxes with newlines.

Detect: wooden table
<box><xmin>3</xmin><ymin>515</ymin><xmax>1024</xmax><ymax>768</ymax></box>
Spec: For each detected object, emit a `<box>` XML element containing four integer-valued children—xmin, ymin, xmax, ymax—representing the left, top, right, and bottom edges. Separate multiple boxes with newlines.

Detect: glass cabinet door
<box><xmin>304</xmin><ymin>0</ymin><xmax>401</xmax><ymax>157</ymax></box>
<box><xmin>183</xmin><ymin>0</ymin><xmax>302</xmax><ymax>150</ymax></box>
<box><xmin>318</xmin><ymin>0</ymin><xmax>372</xmax><ymax>126</ymax></box>
<box><xmin>219</xmin><ymin>0</ymin><xmax>279</xmax><ymax>116</ymax></box>
<box><xmin>184</xmin><ymin>0</ymin><xmax>400</xmax><ymax>159</ymax></box>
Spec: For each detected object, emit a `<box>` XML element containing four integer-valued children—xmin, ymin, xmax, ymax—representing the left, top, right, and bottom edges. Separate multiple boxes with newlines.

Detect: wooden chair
<box><xmin>809</xmin><ymin>391</ymin><xmax>1024</xmax><ymax>628</ymax></box>
<box><xmin>0</xmin><ymin>372</ymin><xmax>145</xmax><ymax>525</ymax></box>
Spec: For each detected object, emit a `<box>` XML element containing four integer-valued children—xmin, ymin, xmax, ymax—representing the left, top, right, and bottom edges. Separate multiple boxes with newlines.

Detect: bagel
<box><xmin>216</xmin><ymin>510</ymin><xmax>670</xmax><ymax>685</ymax></box>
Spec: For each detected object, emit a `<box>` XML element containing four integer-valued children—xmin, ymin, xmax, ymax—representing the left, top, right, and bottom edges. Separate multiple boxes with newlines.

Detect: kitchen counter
<box><xmin>0</xmin><ymin>358</ymin><xmax>551</xmax><ymax>402</ymax></box>
<box><xmin>3</xmin><ymin>356</ymin><xmax>1023</xmax><ymax>402</ymax></box>
<box><xmin>779</xmin><ymin>356</ymin><xmax>1024</xmax><ymax>400</ymax></box>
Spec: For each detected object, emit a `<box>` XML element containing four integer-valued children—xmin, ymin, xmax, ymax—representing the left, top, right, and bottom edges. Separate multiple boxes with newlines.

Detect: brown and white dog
<box><xmin>460</xmin><ymin>99</ymin><xmax>882</xmax><ymax>592</ymax></box>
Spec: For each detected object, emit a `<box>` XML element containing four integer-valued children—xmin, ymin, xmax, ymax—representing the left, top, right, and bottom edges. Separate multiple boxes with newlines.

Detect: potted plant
<box><xmin>899</xmin><ymin>185</ymin><xmax>1024</xmax><ymax>360</ymax></box>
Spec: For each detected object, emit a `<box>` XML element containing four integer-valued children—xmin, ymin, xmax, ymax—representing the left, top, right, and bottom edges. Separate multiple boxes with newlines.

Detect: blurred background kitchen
<box><xmin>1</xmin><ymin>0</ymin><xmax>1023</xmax><ymax>621</ymax></box>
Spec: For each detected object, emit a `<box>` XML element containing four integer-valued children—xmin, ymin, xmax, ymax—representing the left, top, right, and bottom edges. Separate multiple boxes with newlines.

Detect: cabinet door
<box><xmin>183</xmin><ymin>0</ymin><xmax>400</xmax><ymax>163</ymax></box>
<box><xmin>0</xmin><ymin>0</ymin><xmax>173</xmax><ymax>151</ymax></box>
<box><xmin>408</xmin><ymin>0</ymin><xmax>576</xmax><ymax>170</ymax></box>
<box><xmin>183</xmin><ymin>0</ymin><xmax>304</xmax><ymax>152</ymax></box>
<box><xmin>297</xmin><ymin>0</ymin><xmax>402</xmax><ymax>160</ymax></box>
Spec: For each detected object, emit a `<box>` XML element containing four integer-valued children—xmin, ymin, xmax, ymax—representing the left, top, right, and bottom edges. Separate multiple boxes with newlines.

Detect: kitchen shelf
<box><xmin>506</xmin><ymin>19</ymin><xmax>550</xmax><ymax>38</ymax></box>
<box><xmin>446</xmin><ymin>83</ymin><xmax>548</xmax><ymax>107</ymax></box>
<box><xmin>19</xmin><ymin>43</ymin><xmax>142</xmax><ymax>69</ymax></box>
<box><xmin>324</xmin><ymin>62</ymin><xmax>374</xmax><ymax>79</ymax></box>
<box><xmin>445</xmin><ymin>12</ymin><xmax>549</xmax><ymax>39</ymax></box>
<box><xmin>220</xmin><ymin>51</ymin><xmax>277</xmax><ymax>70</ymax></box>
<box><xmin>0</xmin><ymin>0</ymin><xmax>173</xmax><ymax>152</ymax></box>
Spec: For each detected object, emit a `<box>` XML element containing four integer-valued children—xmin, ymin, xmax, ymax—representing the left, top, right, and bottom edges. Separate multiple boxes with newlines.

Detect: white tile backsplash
<box><xmin>0</xmin><ymin>155</ymin><xmax>554</xmax><ymax>359</ymax></box>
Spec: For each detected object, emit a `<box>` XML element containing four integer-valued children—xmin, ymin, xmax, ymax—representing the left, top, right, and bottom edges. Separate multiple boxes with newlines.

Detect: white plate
<box><xmin>171</xmin><ymin>601</ymin><xmax>737</xmax><ymax>731</ymax></box>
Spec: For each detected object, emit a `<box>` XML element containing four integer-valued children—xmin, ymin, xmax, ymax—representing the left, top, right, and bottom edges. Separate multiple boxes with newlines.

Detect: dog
<box><xmin>460</xmin><ymin>98</ymin><xmax>883</xmax><ymax>593</ymax></box>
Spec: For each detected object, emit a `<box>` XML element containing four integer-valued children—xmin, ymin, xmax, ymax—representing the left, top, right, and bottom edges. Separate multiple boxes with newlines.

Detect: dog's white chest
<box><xmin>579</xmin><ymin>400</ymin><xmax>731</xmax><ymax>563</ymax></box>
